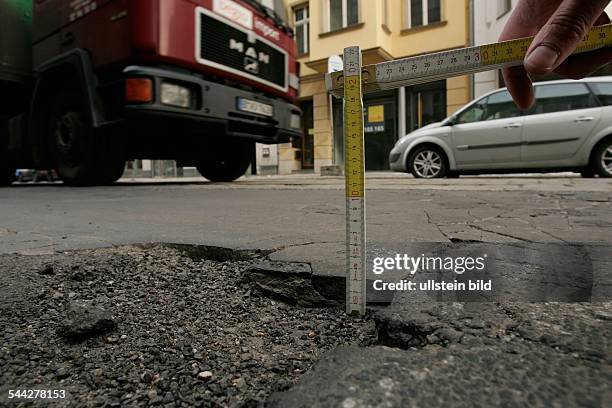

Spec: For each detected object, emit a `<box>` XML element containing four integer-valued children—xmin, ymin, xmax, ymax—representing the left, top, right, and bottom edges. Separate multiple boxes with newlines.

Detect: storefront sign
<box><xmin>365</xmin><ymin>125</ymin><xmax>385</xmax><ymax>133</ymax></box>
<box><xmin>368</xmin><ymin>105</ymin><xmax>385</xmax><ymax>123</ymax></box>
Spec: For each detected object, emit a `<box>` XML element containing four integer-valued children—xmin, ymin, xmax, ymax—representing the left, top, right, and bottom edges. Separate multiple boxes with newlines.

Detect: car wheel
<box><xmin>408</xmin><ymin>146</ymin><xmax>448</xmax><ymax>179</ymax></box>
<box><xmin>594</xmin><ymin>139</ymin><xmax>612</xmax><ymax>178</ymax></box>
<box><xmin>197</xmin><ymin>139</ymin><xmax>253</xmax><ymax>182</ymax></box>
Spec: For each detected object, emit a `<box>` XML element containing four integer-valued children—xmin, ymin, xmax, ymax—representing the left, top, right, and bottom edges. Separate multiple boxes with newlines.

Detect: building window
<box><xmin>294</xmin><ymin>5</ymin><xmax>310</xmax><ymax>55</ymax></box>
<box><xmin>497</xmin><ymin>0</ymin><xmax>511</xmax><ymax>18</ymax></box>
<box><xmin>327</xmin><ymin>0</ymin><xmax>359</xmax><ymax>32</ymax></box>
<box><xmin>406</xmin><ymin>0</ymin><xmax>442</xmax><ymax>28</ymax></box>
<box><xmin>406</xmin><ymin>80</ymin><xmax>446</xmax><ymax>131</ymax></box>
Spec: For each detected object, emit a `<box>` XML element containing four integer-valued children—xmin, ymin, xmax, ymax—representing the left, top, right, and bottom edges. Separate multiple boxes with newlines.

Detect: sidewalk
<box><xmin>117</xmin><ymin>172</ymin><xmax>583</xmax><ymax>184</ymax></box>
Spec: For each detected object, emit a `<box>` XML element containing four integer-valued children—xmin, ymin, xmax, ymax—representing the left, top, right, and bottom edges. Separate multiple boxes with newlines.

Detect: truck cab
<box><xmin>1</xmin><ymin>0</ymin><xmax>302</xmax><ymax>185</ymax></box>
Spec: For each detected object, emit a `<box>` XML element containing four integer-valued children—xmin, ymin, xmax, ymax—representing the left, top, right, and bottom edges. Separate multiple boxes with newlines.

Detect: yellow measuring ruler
<box><xmin>343</xmin><ymin>46</ymin><xmax>366</xmax><ymax>316</ymax></box>
<box><xmin>327</xmin><ymin>23</ymin><xmax>612</xmax><ymax>97</ymax></box>
<box><xmin>333</xmin><ymin>24</ymin><xmax>612</xmax><ymax>316</ymax></box>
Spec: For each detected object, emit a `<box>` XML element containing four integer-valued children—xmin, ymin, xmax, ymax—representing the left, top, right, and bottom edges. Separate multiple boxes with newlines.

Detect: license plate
<box><xmin>237</xmin><ymin>98</ymin><xmax>274</xmax><ymax>117</ymax></box>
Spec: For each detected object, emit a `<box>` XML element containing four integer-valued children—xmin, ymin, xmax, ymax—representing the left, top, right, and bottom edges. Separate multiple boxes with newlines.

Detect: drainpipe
<box><xmin>469</xmin><ymin>0</ymin><xmax>476</xmax><ymax>99</ymax></box>
<box><xmin>398</xmin><ymin>87</ymin><xmax>406</xmax><ymax>139</ymax></box>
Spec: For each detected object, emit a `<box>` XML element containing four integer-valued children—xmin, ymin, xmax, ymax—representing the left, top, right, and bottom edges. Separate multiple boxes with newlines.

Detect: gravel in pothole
<box><xmin>0</xmin><ymin>245</ymin><xmax>377</xmax><ymax>407</ymax></box>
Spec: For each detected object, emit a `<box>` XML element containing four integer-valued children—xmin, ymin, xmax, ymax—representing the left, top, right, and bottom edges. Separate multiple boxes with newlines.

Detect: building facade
<box><xmin>472</xmin><ymin>0</ymin><xmax>515</xmax><ymax>98</ymax></box>
<box><xmin>473</xmin><ymin>0</ymin><xmax>612</xmax><ymax>99</ymax></box>
<box><xmin>280</xmin><ymin>0</ymin><xmax>472</xmax><ymax>174</ymax></box>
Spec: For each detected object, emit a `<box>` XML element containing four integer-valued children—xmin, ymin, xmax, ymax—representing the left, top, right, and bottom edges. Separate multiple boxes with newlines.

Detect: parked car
<box><xmin>389</xmin><ymin>77</ymin><xmax>612</xmax><ymax>178</ymax></box>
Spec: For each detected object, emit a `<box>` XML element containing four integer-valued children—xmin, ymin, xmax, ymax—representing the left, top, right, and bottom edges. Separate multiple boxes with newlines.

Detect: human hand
<box><xmin>500</xmin><ymin>0</ymin><xmax>612</xmax><ymax>109</ymax></box>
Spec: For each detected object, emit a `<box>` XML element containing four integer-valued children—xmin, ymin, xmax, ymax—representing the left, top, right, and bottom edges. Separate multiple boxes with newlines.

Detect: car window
<box><xmin>483</xmin><ymin>91</ymin><xmax>521</xmax><ymax>121</ymax></box>
<box><xmin>456</xmin><ymin>99</ymin><xmax>486</xmax><ymax>124</ymax></box>
<box><xmin>533</xmin><ymin>84</ymin><xmax>596</xmax><ymax>114</ymax></box>
<box><xmin>590</xmin><ymin>83</ymin><xmax>612</xmax><ymax>106</ymax></box>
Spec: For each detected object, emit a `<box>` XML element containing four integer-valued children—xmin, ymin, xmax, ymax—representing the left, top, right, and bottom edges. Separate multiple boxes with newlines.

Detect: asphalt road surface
<box><xmin>1</xmin><ymin>173</ymin><xmax>610</xmax><ymax>407</ymax></box>
<box><xmin>1</xmin><ymin>173</ymin><xmax>611</xmax><ymax>262</ymax></box>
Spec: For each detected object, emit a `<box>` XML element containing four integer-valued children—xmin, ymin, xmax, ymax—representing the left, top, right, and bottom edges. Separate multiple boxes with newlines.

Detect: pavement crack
<box><xmin>268</xmin><ymin>241</ymin><xmax>342</xmax><ymax>254</ymax></box>
<box><xmin>424</xmin><ymin>211</ymin><xmax>452</xmax><ymax>242</ymax></box>
<box><xmin>467</xmin><ymin>224</ymin><xmax>532</xmax><ymax>242</ymax></box>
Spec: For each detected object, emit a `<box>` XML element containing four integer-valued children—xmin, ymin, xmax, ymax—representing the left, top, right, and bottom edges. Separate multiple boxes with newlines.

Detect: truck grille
<box><xmin>197</xmin><ymin>9</ymin><xmax>288</xmax><ymax>92</ymax></box>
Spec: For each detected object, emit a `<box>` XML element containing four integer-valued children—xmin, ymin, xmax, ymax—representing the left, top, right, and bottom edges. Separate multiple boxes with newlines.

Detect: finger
<box><xmin>502</xmin><ymin>65</ymin><xmax>535</xmax><ymax>110</ymax></box>
<box><xmin>594</xmin><ymin>11</ymin><xmax>611</xmax><ymax>26</ymax></box>
<box><xmin>498</xmin><ymin>0</ymin><xmax>550</xmax><ymax>110</ymax></box>
<box><xmin>524</xmin><ymin>0</ymin><xmax>611</xmax><ymax>75</ymax></box>
<box><xmin>499</xmin><ymin>0</ymin><xmax>560</xmax><ymax>41</ymax></box>
<box><xmin>554</xmin><ymin>47</ymin><xmax>612</xmax><ymax>79</ymax></box>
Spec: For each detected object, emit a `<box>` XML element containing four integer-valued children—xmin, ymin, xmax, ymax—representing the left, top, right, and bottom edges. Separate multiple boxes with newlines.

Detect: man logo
<box><xmin>229</xmin><ymin>38</ymin><xmax>270</xmax><ymax>74</ymax></box>
<box><xmin>244</xmin><ymin>57</ymin><xmax>259</xmax><ymax>74</ymax></box>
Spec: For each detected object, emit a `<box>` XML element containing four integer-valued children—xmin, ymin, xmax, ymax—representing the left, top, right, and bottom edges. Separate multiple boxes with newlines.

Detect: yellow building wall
<box><xmin>282</xmin><ymin>0</ymin><xmax>472</xmax><ymax>174</ymax></box>
<box><xmin>388</xmin><ymin>0</ymin><xmax>470</xmax><ymax>57</ymax></box>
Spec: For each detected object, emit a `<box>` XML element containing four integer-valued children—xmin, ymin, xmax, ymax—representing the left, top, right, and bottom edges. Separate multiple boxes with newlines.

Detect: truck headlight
<box><xmin>161</xmin><ymin>83</ymin><xmax>192</xmax><ymax>108</ymax></box>
<box><xmin>290</xmin><ymin>113</ymin><xmax>301</xmax><ymax>129</ymax></box>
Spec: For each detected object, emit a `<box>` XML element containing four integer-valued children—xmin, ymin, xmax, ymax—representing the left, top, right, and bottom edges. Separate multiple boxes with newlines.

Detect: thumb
<box><xmin>524</xmin><ymin>0</ymin><xmax>610</xmax><ymax>75</ymax></box>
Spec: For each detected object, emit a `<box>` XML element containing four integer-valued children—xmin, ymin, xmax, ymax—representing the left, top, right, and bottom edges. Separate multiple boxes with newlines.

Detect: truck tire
<box><xmin>48</xmin><ymin>90</ymin><xmax>124</xmax><ymax>186</ymax></box>
<box><xmin>196</xmin><ymin>139</ymin><xmax>253</xmax><ymax>182</ymax></box>
<box><xmin>0</xmin><ymin>162</ymin><xmax>15</xmax><ymax>186</ymax></box>
<box><xmin>0</xmin><ymin>117</ymin><xmax>15</xmax><ymax>186</ymax></box>
<box><xmin>95</xmin><ymin>134</ymin><xmax>126</xmax><ymax>185</ymax></box>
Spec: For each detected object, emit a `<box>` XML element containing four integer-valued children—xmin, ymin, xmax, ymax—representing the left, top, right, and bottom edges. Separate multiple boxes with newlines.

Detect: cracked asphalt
<box><xmin>1</xmin><ymin>173</ymin><xmax>611</xmax><ymax>258</ymax></box>
<box><xmin>1</xmin><ymin>173</ymin><xmax>611</xmax><ymax>407</ymax></box>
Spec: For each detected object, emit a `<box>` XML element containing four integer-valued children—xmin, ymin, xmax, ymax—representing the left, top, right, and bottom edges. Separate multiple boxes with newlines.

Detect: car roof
<box><xmin>481</xmin><ymin>76</ymin><xmax>612</xmax><ymax>99</ymax></box>
<box><xmin>448</xmin><ymin>76</ymin><xmax>612</xmax><ymax>120</ymax></box>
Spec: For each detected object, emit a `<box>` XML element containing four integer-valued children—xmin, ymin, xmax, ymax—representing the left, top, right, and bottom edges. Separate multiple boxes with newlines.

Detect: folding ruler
<box><xmin>329</xmin><ymin>24</ymin><xmax>612</xmax><ymax>316</ymax></box>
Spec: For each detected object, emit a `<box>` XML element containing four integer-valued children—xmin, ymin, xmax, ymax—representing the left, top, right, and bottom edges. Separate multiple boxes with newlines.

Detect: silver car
<box><xmin>389</xmin><ymin>77</ymin><xmax>612</xmax><ymax>178</ymax></box>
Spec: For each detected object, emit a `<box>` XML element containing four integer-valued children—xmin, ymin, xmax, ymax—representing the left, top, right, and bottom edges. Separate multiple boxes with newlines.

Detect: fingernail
<box><xmin>525</xmin><ymin>45</ymin><xmax>560</xmax><ymax>73</ymax></box>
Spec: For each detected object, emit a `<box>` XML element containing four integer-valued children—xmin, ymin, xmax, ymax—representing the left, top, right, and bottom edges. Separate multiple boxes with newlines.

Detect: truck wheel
<box><xmin>196</xmin><ymin>139</ymin><xmax>253</xmax><ymax>182</ymax></box>
<box><xmin>48</xmin><ymin>90</ymin><xmax>97</xmax><ymax>185</ymax></box>
<box><xmin>48</xmin><ymin>90</ymin><xmax>124</xmax><ymax>186</ymax></box>
<box><xmin>0</xmin><ymin>117</ymin><xmax>15</xmax><ymax>186</ymax></box>
<box><xmin>95</xmin><ymin>135</ymin><xmax>126</xmax><ymax>185</ymax></box>
<box><xmin>0</xmin><ymin>162</ymin><xmax>16</xmax><ymax>186</ymax></box>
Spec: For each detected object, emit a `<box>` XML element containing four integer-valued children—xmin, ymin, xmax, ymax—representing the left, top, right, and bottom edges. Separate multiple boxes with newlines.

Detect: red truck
<box><xmin>0</xmin><ymin>0</ymin><xmax>301</xmax><ymax>185</ymax></box>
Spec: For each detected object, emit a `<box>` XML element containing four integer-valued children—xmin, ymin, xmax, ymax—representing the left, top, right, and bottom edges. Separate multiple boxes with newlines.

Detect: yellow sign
<box><xmin>368</xmin><ymin>105</ymin><xmax>385</xmax><ymax>123</ymax></box>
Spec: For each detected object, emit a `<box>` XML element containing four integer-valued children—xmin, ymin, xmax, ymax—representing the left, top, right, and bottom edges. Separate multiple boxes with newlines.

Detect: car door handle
<box><xmin>504</xmin><ymin>123</ymin><xmax>522</xmax><ymax>129</ymax></box>
<box><xmin>574</xmin><ymin>116</ymin><xmax>594</xmax><ymax>123</ymax></box>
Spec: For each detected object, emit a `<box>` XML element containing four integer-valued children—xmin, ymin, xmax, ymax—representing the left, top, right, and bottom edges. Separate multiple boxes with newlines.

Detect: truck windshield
<box><xmin>255</xmin><ymin>0</ymin><xmax>287</xmax><ymax>22</ymax></box>
<box><xmin>246</xmin><ymin>0</ymin><xmax>288</xmax><ymax>25</ymax></box>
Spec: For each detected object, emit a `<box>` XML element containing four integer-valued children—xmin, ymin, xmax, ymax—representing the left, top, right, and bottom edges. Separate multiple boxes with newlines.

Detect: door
<box><xmin>450</xmin><ymin>90</ymin><xmax>524</xmax><ymax>168</ymax></box>
<box><xmin>299</xmin><ymin>100</ymin><xmax>314</xmax><ymax>169</ymax></box>
<box><xmin>406</xmin><ymin>80</ymin><xmax>447</xmax><ymax>132</ymax></box>
<box><xmin>364</xmin><ymin>97</ymin><xmax>397</xmax><ymax>171</ymax></box>
<box><xmin>521</xmin><ymin>83</ymin><xmax>601</xmax><ymax>163</ymax></box>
